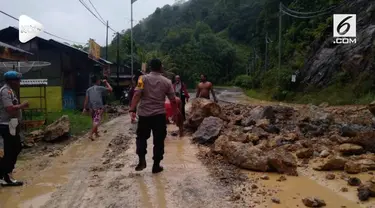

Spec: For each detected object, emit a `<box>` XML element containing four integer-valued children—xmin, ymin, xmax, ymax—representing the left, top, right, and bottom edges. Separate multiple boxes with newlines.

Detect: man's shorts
<box><xmin>91</xmin><ymin>109</ymin><xmax>103</xmax><ymax>125</ymax></box>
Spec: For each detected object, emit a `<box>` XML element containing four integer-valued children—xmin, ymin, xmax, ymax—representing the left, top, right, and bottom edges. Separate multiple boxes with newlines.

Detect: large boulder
<box><xmin>222</xmin><ymin>141</ymin><xmax>269</xmax><ymax>172</ymax></box>
<box><xmin>192</xmin><ymin>116</ymin><xmax>223</xmax><ymax>144</ymax></box>
<box><xmin>358</xmin><ymin>177</ymin><xmax>375</xmax><ymax>201</ymax></box>
<box><xmin>339</xmin><ymin>143</ymin><xmax>364</xmax><ymax>155</ymax></box>
<box><xmin>241</xmin><ymin>106</ymin><xmax>275</xmax><ymax>127</ymax></box>
<box><xmin>312</xmin><ymin>155</ymin><xmax>348</xmax><ymax>171</ymax></box>
<box><xmin>43</xmin><ymin>115</ymin><xmax>70</xmax><ymax>142</ymax></box>
<box><xmin>185</xmin><ymin>98</ymin><xmax>225</xmax><ymax>130</ymax></box>
<box><xmin>213</xmin><ymin>135</ymin><xmax>229</xmax><ymax>154</ymax></box>
<box><xmin>26</xmin><ymin>129</ymin><xmax>45</xmax><ymax>143</ymax></box>
<box><xmin>345</xmin><ymin>159</ymin><xmax>375</xmax><ymax>174</ymax></box>
<box><xmin>296</xmin><ymin>148</ymin><xmax>314</xmax><ymax>159</ymax></box>
<box><xmin>348</xmin><ymin>131</ymin><xmax>375</xmax><ymax>153</ymax></box>
<box><xmin>267</xmin><ymin>148</ymin><xmax>298</xmax><ymax>176</ymax></box>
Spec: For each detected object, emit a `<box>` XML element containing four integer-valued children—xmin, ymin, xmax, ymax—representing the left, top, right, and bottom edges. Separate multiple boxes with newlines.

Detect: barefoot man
<box><xmin>196</xmin><ymin>74</ymin><xmax>218</xmax><ymax>102</ymax></box>
<box><xmin>83</xmin><ymin>76</ymin><xmax>113</xmax><ymax>140</ymax></box>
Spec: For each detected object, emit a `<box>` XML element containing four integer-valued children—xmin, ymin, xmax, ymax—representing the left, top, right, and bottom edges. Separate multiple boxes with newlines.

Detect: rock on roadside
<box><xmin>43</xmin><ymin>115</ymin><xmax>70</xmax><ymax>142</ymax></box>
<box><xmin>267</xmin><ymin>148</ymin><xmax>298</xmax><ymax>176</ymax></box>
<box><xmin>357</xmin><ymin>177</ymin><xmax>375</xmax><ymax>201</ymax></box>
<box><xmin>339</xmin><ymin>143</ymin><xmax>364</xmax><ymax>155</ymax></box>
<box><xmin>345</xmin><ymin>159</ymin><xmax>375</xmax><ymax>174</ymax></box>
<box><xmin>26</xmin><ymin>129</ymin><xmax>45</xmax><ymax>143</ymax></box>
<box><xmin>302</xmin><ymin>197</ymin><xmax>326</xmax><ymax>207</ymax></box>
<box><xmin>213</xmin><ymin>135</ymin><xmax>229</xmax><ymax>154</ymax></box>
<box><xmin>312</xmin><ymin>155</ymin><xmax>348</xmax><ymax>171</ymax></box>
<box><xmin>241</xmin><ymin>106</ymin><xmax>275</xmax><ymax>127</ymax></box>
<box><xmin>215</xmin><ymin>139</ymin><xmax>298</xmax><ymax>175</ymax></box>
<box><xmin>222</xmin><ymin>141</ymin><xmax>269</xmax><ymax>172</ymax></box>
<box><xmin>193</xmin><ymin>116</ymin><xmax>223</xmax><ymax>144</ymax></box>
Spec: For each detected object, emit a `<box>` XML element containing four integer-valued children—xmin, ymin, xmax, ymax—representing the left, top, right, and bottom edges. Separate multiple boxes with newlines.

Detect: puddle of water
<box><xmin>134</xmin><ymin>125</ymin><xmax>200</xmax><ymax>208</ymax></box>
<box><xmin>153</xmin><ymin>175</ymin><xmax>167</xmax><ymax>208</ymax></box>
<box><xmin>301</xmin><ymin>169</ymin><xmax>375</xmax><ymax>207</ymax></box>
<box><xmin>137</xmin><ymin>176</ymin><xmax>154</xmax><ymax>208</ymax></box>
<box><xmin>0</xmin><ymin>135</ymin><xmax>105</xmax><ymax>208</ymax></box>
<box><xmin>20</xmin><ymin>192</ymin><xmax>53</xmax><ymax>208</ymax></box>
<box><xmin>243</xmin><ymin>171</ymin><xmax>364</xmax><ymax>208</ymax></box>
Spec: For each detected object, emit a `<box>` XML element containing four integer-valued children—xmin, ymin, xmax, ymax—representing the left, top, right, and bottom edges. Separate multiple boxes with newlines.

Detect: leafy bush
<box><xmin>234</xmin><ymin>75</ymin><xmax>253</xmax><ymax>88</ymax></box>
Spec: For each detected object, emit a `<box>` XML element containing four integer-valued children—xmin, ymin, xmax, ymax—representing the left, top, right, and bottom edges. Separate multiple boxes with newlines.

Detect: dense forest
<box><xmin>99</xmin><ymin>0</ymin><xmax>375</xmax><ymax>104</ymax></box>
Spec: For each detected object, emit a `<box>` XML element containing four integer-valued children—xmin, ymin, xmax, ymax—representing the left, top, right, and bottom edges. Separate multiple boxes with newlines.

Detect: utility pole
<box><xmin>116</xmin><ymin>32</ymin><xmax>120</xmax><ymax>93</ymax></box>
<box><xmin>131</xmin><ymin>0</ymin><xmax>136</xmax><ymax>76</ymax></box>
<box><xmin>106</xmin><ymin>21</ymin><xmax>108</xmax><ymax>60</ymax></box>
<box><xmin>278</xmin><ymin>2</ymin><xmax>282</xmax><ymax>85</ymax></box>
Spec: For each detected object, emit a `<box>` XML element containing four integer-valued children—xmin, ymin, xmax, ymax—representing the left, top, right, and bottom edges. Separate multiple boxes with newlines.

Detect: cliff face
<box><xmin>300</xmin><ymin>0</ymin><xmax>375</xmax><ymax>89</ymax></box>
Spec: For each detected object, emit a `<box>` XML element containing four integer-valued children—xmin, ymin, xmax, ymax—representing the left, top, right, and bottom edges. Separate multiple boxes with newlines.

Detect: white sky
<box><xmin>0</xmin><ymin>0</ymin><xmax>176</xmax><ymax>46</ymax></box>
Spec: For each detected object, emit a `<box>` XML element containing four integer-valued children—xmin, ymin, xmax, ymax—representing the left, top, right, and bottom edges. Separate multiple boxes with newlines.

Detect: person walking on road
<box><xmin>83</xmin><ymin>75</ymin><xmax>113</xmax><ymax>140</ymax></box>
<box><xmin>129</xmin><ymin>59</ymin><xmax>179</xmax><ymax>174</ymax></box>
<box><xmin>173</xmin><ymin>75</ymin><xmax>189</xmax><ymax>120</ymax></box>
<box><xmin>196</xmin><ymin>74</ymin><xmax>218</xmax><ymax>102</ymax></box>
<box><xmin>0</xmin><ymin>71</ymin><xmax>29</xmax><ymax>186</ymax></box>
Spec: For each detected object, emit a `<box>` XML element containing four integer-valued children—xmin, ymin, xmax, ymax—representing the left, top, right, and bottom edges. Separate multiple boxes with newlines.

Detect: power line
<box><xmin>78</xmin><ymin>0</ymin><xmax>118</xmax><ymax>34</ymax></box>
<box><xmin>280</xmin><ymin>3</ymin><xmax>338</xmax><ymax>16</ymax></box>
<box><xmin>0</xmin><ymin>10</ymin><xmax>86</xmax><ymax>45</ymax></box>
<box><xmin>0</xmin><ymin>11</ymin><xmax>17</xmax><ymax>21</ymax></box>
<box><xmin>78</xmin><ymin>0</ymin><xmax>106</xmax><ymax>25</ymax></box>
<box><xmin>281</xmin><ymin>8</ymin><xmax>333</xmax><ymax>19</ymax></box>
<box><xmin>277</xmin><ymin>2</ymin><xmax>341</xmax><ymax>84</ymax></box>
<box><xmin>88</xmin><ymin>0</ymin><xmax>106</xmax><ymax>23</ymax></box>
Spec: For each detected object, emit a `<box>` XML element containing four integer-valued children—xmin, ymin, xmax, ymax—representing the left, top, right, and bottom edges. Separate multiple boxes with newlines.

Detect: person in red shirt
<box><xmin>173</xmin><ymin>75</ymin><xmax>189</xmax><ymax>120</ymax></box>
<box><xmin>165</xmin><ymin>96</ymin><xmax>183</xmax><ymax>136</ymax></box>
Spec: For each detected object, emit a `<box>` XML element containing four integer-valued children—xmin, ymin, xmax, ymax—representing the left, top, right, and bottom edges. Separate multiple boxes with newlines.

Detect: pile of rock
<box><xmin>186</xmin><ymin>99</ymin><xmax>375</xmax><ymax>200</ymax></box>
<box><xmin>106</xmin><ymin>105</ymin><xmax>128</xmax><ymax>117</ymax></box>
<box><xmin>25</xmin><ymin>115</ymin><xmax>70</xmax><ymax>144</ymax></box>
<box><xmin>186</xmin><ymin>99</ymin><xmax>299</xmax><ymax>175</ymax></box>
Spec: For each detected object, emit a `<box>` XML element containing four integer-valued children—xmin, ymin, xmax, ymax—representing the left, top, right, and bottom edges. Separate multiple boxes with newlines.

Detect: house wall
<box><xmin>17</xmin><ymin>39</ymin><xmax>64</xmax><ymax>111</ymax></box>
<box><xmin>20</xmin><ymin>86</ymin><xmax>62</xmax><ymax>112</ymax></box>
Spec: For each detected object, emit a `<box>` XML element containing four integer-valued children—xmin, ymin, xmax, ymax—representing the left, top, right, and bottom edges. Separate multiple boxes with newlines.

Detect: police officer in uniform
<box><xmin>0</xmin><ymin>71</ymin><xmax>29</xmax><ymax>186</ymax></box>
<box><xmin>129</xmin><ymin>59</ymin><xmax>179</xmax><ymax>174</ymax></box>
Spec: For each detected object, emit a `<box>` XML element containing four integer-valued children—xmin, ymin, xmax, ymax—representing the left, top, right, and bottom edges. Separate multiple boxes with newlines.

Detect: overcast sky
<box><xmin>0</xmin><ymin>0</ymin><xmax>176</xmax><ymax>46</ymax></box>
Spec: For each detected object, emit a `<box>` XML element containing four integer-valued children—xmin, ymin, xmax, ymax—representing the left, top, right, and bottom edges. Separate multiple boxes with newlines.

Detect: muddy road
<box><xmin>0</xmin><ymin>112</ymin><xmax>233</xmax><ymax>207</ymax></box>
<box><xmin>0</xmin><ymin>87</ymin><xmax>374</xmax><ymax>208</ymax></box>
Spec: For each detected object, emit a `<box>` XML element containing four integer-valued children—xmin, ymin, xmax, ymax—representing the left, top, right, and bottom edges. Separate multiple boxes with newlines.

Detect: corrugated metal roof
<box><xmin>49</xmin><ymin>40</ymin><xmax>113</xmax><ymax>65</ymax></box>
<box><xmin>0</xmin><ymin>41</ymin><xmax>33</xmax><ymax>55</ymax></box>
<box><xmin>20</xmin><ymin>79</ymin><xmax>48</xmax><ymax>86</ymax></box>
<box><xmin>0</xmin><ymin>27</ymin><xmax>111</xmax><ymax>64</ymax></box>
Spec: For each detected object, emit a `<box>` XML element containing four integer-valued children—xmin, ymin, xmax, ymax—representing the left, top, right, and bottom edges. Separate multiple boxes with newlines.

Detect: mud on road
<box><xmin>0</xmin><ymin>115</ymin><xmax>237</xmax><ymax>208</ymax></box>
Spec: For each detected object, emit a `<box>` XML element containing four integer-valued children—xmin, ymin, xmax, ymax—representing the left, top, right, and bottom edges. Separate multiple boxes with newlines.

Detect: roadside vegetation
<box><xmin>25</xmin><ymin>110</ymin><xmax>93</xmax><ymax>135</ymax></box>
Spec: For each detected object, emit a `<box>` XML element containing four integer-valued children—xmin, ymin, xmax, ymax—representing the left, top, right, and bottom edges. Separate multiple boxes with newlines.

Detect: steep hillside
<box><xmin>298</xmin><ymin>0</ymin><xmax>375</xmax><ymax>102</ymax></box>
<box><xmin>119</xmin><ymin>0</ymin><xmax>375</xmax><ymax>104</ymax></box>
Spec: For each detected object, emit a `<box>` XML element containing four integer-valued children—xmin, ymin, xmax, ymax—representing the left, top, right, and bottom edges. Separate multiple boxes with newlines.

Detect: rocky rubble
<box><xmin>106</xmin><ymin>105</ymin><xmax>128</xmax><ymax>118</ymax></box>
<box><xmin>188</xmin><ymin>99</ymin><xmax>375</xmax><ymax>202</ymax></box>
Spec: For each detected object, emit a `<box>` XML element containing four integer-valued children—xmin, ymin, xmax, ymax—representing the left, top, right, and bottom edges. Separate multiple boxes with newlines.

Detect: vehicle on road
<box><xmin>120</xmin><ymin>88</ymin><xmax>130</xmax><ymax>105</ymax></box>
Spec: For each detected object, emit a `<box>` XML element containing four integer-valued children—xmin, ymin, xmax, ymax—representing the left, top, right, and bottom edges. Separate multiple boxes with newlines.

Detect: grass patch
<box><xmin>242</xmin><ymin>85</ymin><xmax>375</xmax><ymax>106</ymax></box>
<box><xmin>244</xmin><ymin>89</ymin><xmax>273</xmax><ymax>101</ymax></box>
<box><xmin>291</xmin><ymin>85</ymin><xmax>375</xmax><ymax>105</ymax></box>
<box><xmin>47</xmin><ymin>111</ymin><xmax>93</xmax><ymax>135</ymax></box>
<box><xmin>25</xmin><ymin>110</ymin><xmax>104</xmax><ymax>135</ymax></box>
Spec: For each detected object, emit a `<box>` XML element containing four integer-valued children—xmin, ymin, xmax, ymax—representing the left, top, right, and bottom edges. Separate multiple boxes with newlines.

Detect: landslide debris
<box><xmin>188</xmin><ymin>98</ymin><xmax>375</xmax><ymax>202</ymax></box>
